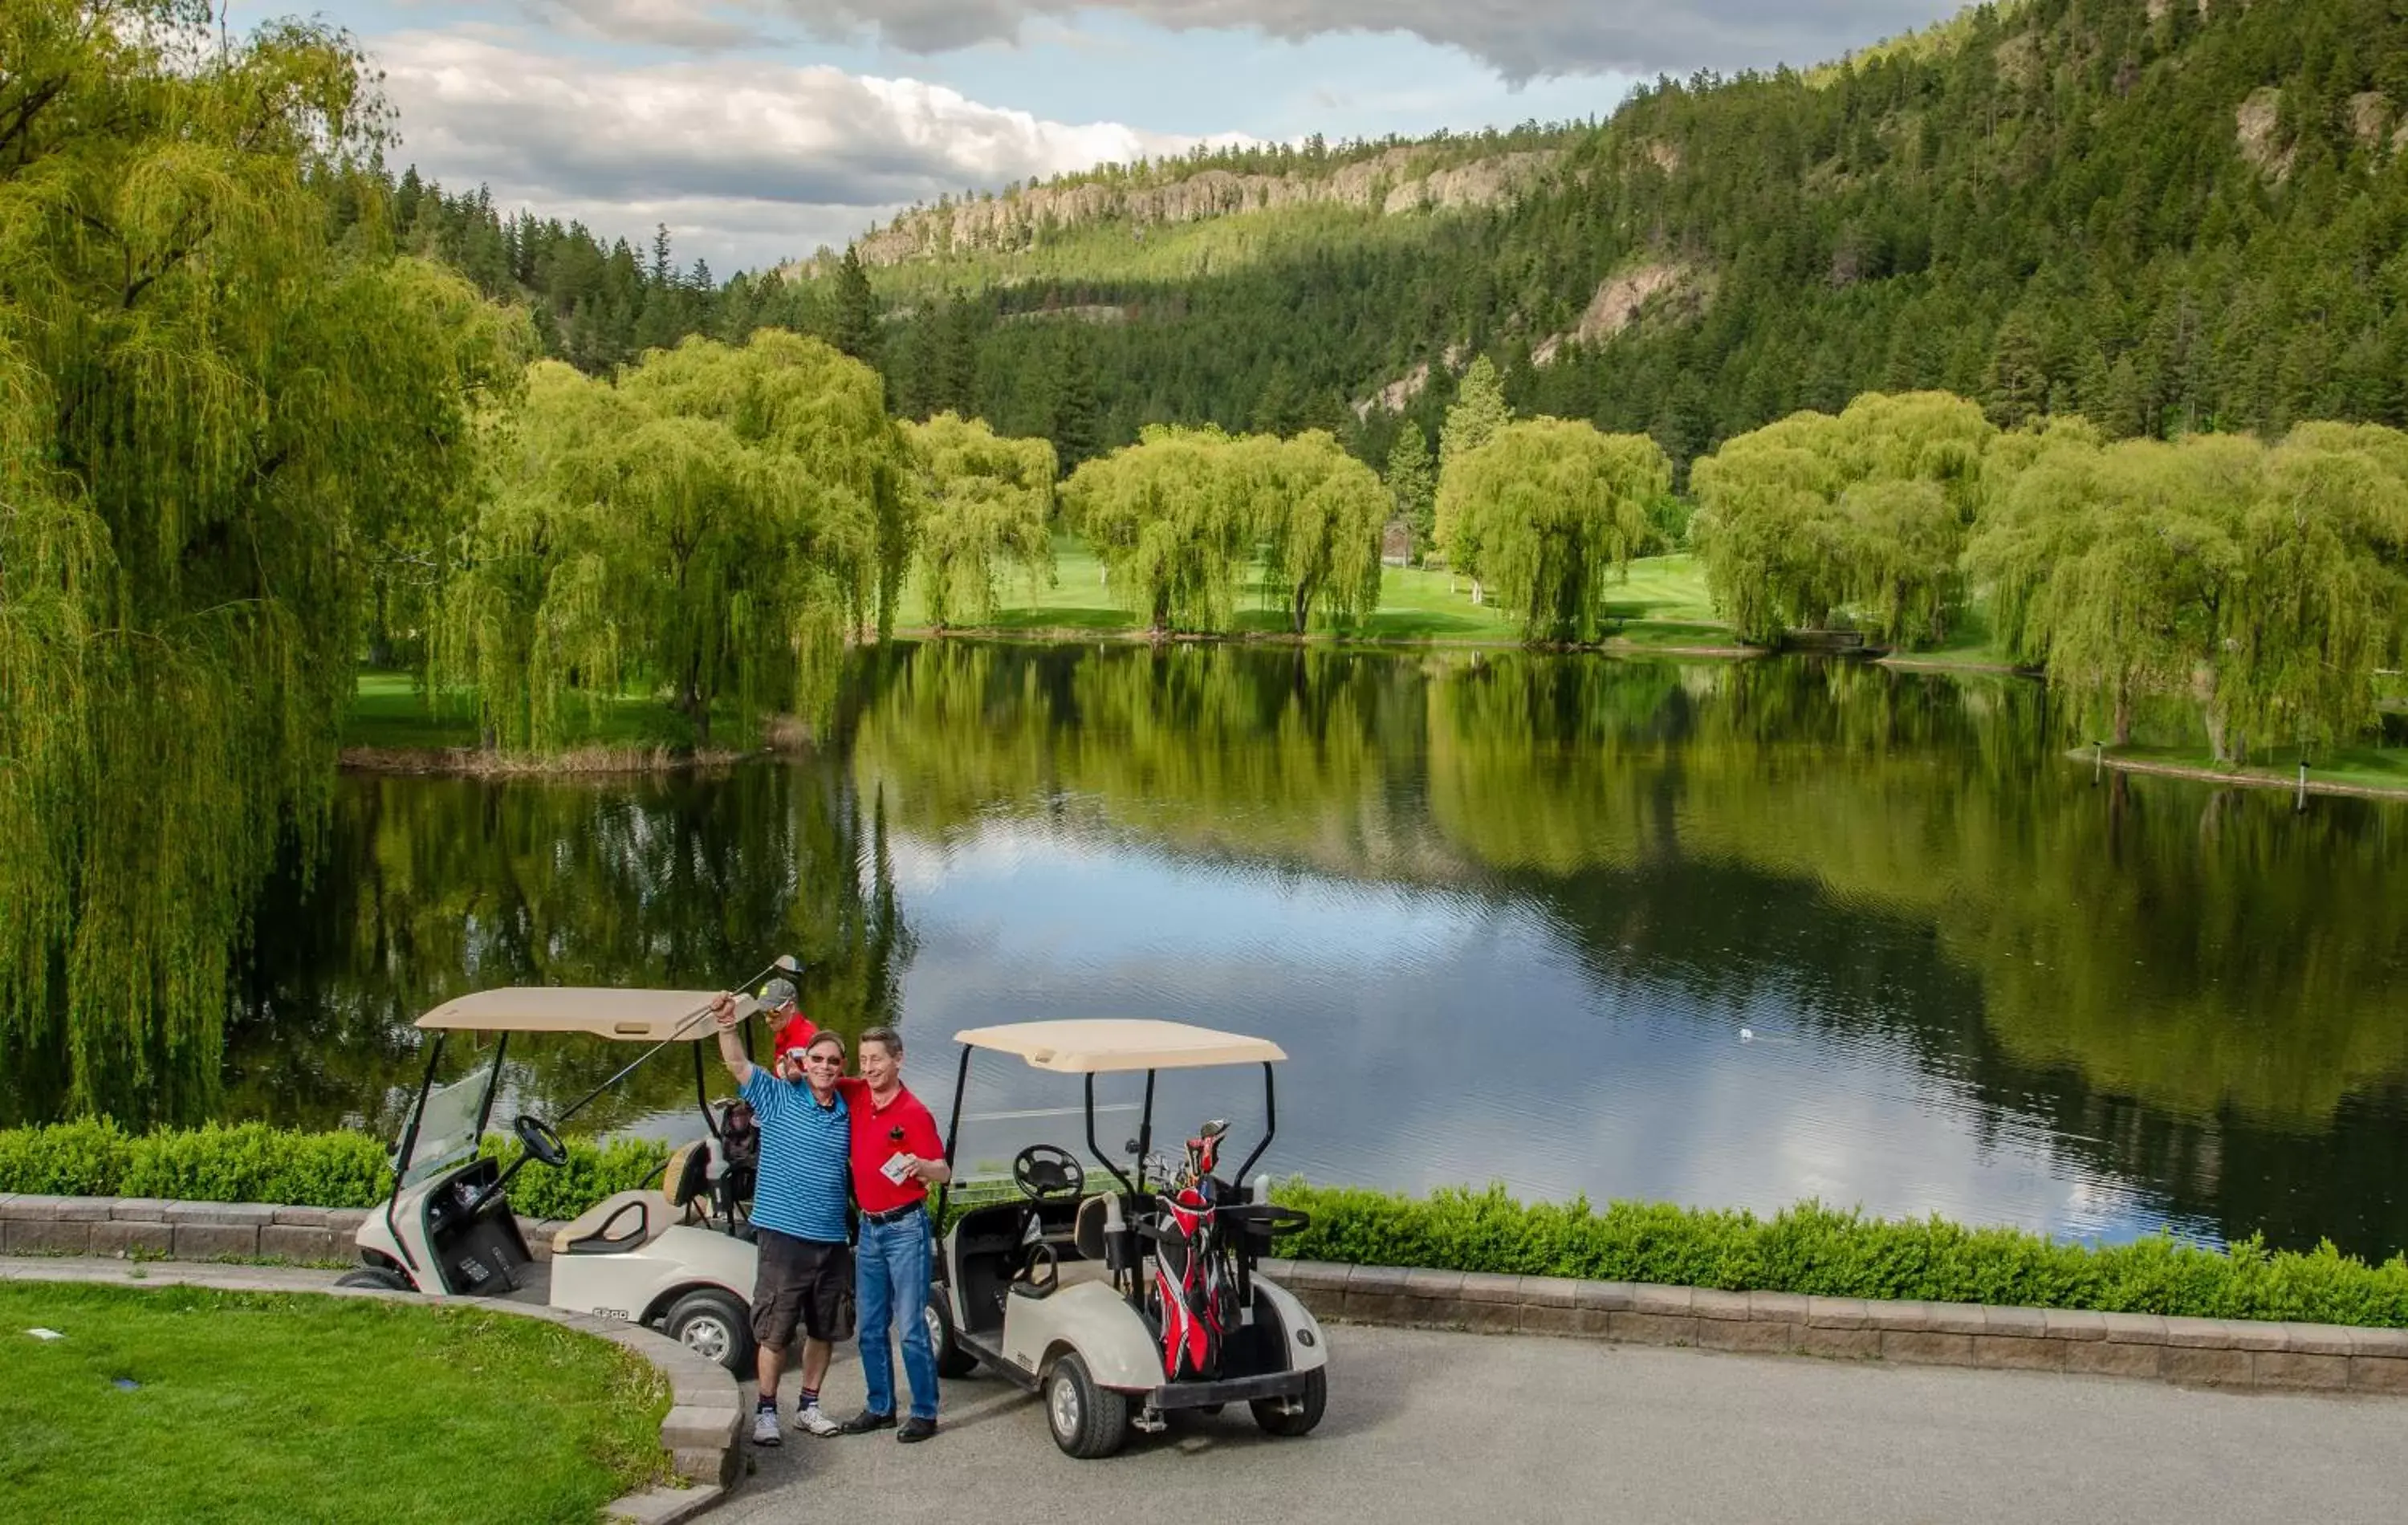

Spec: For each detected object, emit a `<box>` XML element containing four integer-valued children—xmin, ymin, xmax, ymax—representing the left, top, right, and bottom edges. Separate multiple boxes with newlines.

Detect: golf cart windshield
<box><xmin>399</xmin><ymin>1053</ymin><xmax>499</xmax><ymax>1188</ymax></box>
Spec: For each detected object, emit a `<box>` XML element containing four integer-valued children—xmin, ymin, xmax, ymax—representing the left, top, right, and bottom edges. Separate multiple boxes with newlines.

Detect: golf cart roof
<box><xmin>415</xmin><ymin>987</ymin><xmax>759</xmax><ymax>1041</ymax></box>
<box><xmin>951</xmin><ymin>1019</ymin><xmax>1286</xmax><ymax>1074</ymax></box>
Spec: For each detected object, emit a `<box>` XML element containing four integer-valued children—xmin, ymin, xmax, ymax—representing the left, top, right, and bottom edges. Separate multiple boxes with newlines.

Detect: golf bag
<box><xmin>712</xmin><ymin>1098</ymin><xmax>759</xmax><ymax>1226</ymax></box>
<box><xmin>1146</xmin><ymin>1122</ymin><xmax>1240</xmax><ymax>1381</ymax></box>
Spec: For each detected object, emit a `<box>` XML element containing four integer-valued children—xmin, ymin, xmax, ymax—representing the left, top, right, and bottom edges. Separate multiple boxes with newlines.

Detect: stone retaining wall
<box><xmin>0</xmin><ymin>1194</ymin><xmax>572</xmax><ymax>1266</ymax></box>
<box><xmin>1259</xmin><ymin>1258</ymin><xmax>2408</xmax><ymax>1397</ymax></box>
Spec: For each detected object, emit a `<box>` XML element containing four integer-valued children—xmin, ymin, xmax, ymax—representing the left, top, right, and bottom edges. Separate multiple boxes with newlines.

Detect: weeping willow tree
<box><xmin>441</xmin><ymin>333</ymin><xmax>891</xmax><ymax>748</ymax></box>
<box><xmin>1690</xmin><ymin>391</ymin><xmax>1995</xmax><ymax>647</ymax></box>
<box><xmin>901</xmin><ymin>413</ymin><xmax>1056</xmax><ymax>632</ymax></box>
<box><xmin>1969</xmin><ymin>421</ymin><xmax>2232</xmax><ymax>746</ymax></box>
<box><xmin>1064</xmin><ymin>425</ymin><xmax>1257</xmax><ymax>635</ymax></box>
<box><xmin>0</xmin><ymin>3</ymin><xmax>516</xmax><ymax>1122</ymax></box>
<box><xmin>1245</xmin><ymin>431</ymin><xmax>1389</xmax><ymax>633</ymax></box>
<box><xmin>1972</xmin><ymin>423</ymin><xmax>2408</xmax><ymax>758</ymax></box>
<box><xmin>1433</xmin><ymin>419</ymin><xmax>1669</xmax><ymax>643</ymax></box>
<box><xmin>438</xmin><ymin>363</ymin><xmax>632</xmax><ymax>750</ymax></box>
<box><xmin>2219</xmin><ymin>425</ymin><xmax>2408</xmax><ymax>758</ymax></box>
<box><xmin>619</xmin><ymin>329</ymin><xmax>906</xmax><ymax>640</ymax></box>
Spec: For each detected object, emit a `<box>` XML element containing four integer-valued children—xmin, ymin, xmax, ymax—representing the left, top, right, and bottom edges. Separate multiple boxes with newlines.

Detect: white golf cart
<box><xmin>341</xmin><ymin>980</ymin><xmax>789</xmax><ymax>1372</ymax></box>
<box><xmin>926</xmin><ymin>1019</ymin><xmax>1328</xmax><ymax>1458</ymax></box>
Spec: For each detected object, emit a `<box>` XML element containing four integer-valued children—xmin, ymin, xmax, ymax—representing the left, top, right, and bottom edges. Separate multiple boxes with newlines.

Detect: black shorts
<box><xmin>752</xmin><ymin>1228</ymin><xmax>854</xmax><ymax>1348</ymax></box>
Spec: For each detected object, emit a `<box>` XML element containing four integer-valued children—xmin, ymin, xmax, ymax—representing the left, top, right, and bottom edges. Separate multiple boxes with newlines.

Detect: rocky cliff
<box><xmin>854</xmin><ymin>146</ymin><xmax>1564</xmax><ymax>266</ymax></box>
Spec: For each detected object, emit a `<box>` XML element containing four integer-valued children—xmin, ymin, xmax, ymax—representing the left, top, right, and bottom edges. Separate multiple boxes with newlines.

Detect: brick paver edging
<box><xmin>12</xmin><ymin>1193</ymin><xmax>2406</xmax><ymax>1400</ymax></box>
<box><xmin>1254</xmin><ymin>1258</ymin><xmax>2408</xmax><ymax>1397</ymax></box>
<box><xmin>0</xmin><ymin>1250</ymin><xmax>738</xmax><ymax>1525</ymax></box>
<box><xmin>0</xmin><ymin>1191</ymin><xmax>585</xmax><ymax>1266</ymax></box>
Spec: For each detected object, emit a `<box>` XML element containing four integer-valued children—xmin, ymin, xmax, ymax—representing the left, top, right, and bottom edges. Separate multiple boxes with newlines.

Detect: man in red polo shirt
<box><xmin>832</xmin><ymin>1026</ymin><xmax>950</xmax><ymax>1442</ymax></box>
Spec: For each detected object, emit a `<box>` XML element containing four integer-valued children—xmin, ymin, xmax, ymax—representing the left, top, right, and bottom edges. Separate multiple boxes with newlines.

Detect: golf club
<box><xmin>550</xmin><ymin>954</ymin><xmax>802</xmax><ymax>1128</ymax></box>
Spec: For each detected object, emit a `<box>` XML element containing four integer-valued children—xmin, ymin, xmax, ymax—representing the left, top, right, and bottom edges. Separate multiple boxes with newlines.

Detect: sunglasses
<box><xmin>803</xmin><ymin>1052</ymin><xmax>844</xmax><ymax>1065</ymax></box>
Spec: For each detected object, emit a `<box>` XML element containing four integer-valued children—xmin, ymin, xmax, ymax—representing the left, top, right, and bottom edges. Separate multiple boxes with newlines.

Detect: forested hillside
<box><xmin>846</xmin><ymin>0</ymin><xmax>2408</xmax><ymax>477</ymax></box>
<box><xmin>382</xmin><ymin>0</ymin><xmax>2408</xmax><ymax>484</ymax></box>
<box><xmin>372</xmin><ymin>166</ymin><xmax>845</xmax><ymax>377</ymax></box>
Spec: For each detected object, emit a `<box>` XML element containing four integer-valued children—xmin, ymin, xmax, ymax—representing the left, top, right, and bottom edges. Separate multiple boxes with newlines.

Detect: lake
<box><xmin>141</xmin><ymin>643</ymin><xmax>2408</xmax><ymax>1257</ymax></box>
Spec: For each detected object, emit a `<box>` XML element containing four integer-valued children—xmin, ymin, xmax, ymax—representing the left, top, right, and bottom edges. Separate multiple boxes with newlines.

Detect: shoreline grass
<box><xmin>2086</xmin><ymin>741</ymin><xmax>2408</xmax><ymax>797</ymax></box>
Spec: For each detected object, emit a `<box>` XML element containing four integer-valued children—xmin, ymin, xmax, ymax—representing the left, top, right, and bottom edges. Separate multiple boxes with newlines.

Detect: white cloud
<box><xmin>516</xmin><ymin>0</ymin><xmax>776</xmax><ymax>50</ymax></box>
<box><xmin>374</xmin><ymin>33</ymin><xmax>1257</xmax><ymax>270</ymax></box>
<box><xmin>531</xmin><ymin>1</ymin><xmax>1970</xmax><ymax>82</ymax></box>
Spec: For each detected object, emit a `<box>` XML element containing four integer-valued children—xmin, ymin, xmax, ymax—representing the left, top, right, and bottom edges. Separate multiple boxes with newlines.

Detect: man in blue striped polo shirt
<box><xmin>714</xmin><ymin>990</ymin><xmax>852</xmax><ymax>1446</ymax></box>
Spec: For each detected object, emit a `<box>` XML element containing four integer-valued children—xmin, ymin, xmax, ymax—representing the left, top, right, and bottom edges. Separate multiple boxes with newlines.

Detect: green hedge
<box><xmin>1273</xmin><ymin>1184</ymin><xmax>2408</xmax><ymax>1329</ymax></box>
<box><xmin>0</xmin><ymin>1120</ymin><xmax>663</xmax><ymax>1221</ymax></box>
<box><xmin>11</xmin><ymin>1123</ymin><xmax>2408</xmax><ymax>1328</ymax></box>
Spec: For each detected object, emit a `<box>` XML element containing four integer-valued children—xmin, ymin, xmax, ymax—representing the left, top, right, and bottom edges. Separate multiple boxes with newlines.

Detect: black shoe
<box><xmin>897</xmin><ymin>1416</ymin><xmax>938</xmax><ymax>1444</ymax></box>
<box><xmin>840</xmin><ymin>1409</ymin><xmax>896</xmax><ymax>1435</ymax></box>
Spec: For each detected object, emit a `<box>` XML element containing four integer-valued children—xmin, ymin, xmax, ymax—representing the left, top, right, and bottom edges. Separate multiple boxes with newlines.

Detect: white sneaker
<box><xmin>751</xmin><ymin>1409</ymin><xmax>783</xmax><ymax>1446</ymax></box>
<box><xmin>794</xmin><ymin>1402</ymin><xmax>842</xmax><ymax>1438</ymax></box>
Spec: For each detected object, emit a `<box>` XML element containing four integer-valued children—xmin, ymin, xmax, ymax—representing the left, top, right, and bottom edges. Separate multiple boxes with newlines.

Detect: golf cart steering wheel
<box><xmin>1011</xmin><ymin>1144</ymin><xmax>1084</xmax><ymax>1201</ymax></box>
<box><xmin>1218</xmin><ymin>1202</ymin><xmax>1313</xmax><ymax>1236</ymax></box>
<box><xmin>514</xmin><ymin>1113</ymin><xmax>569</xmax><ymax>1169</ymax></box>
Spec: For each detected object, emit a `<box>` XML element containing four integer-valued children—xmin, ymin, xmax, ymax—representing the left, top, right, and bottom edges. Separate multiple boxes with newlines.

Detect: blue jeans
<box><xmin>856</xmin><ymin>1212</ymin><xmax>938</xmax><ymax>1421</ymax></box>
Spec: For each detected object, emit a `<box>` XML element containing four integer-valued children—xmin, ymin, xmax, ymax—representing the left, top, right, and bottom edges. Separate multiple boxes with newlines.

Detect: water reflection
<box><xmin>212</xmin><ymin>762</ymin><xmax>913</xmax><ymax>1137</ymax></box>
<box><xmin>852</xmin><ymin>643</ymin><xmax>2408</xmax><ymax>1255</ymax></box>
<box><xmin>14</xmin><ymin>642</ymin><xmax>2403</xmax><ymax>1259</ymax></box>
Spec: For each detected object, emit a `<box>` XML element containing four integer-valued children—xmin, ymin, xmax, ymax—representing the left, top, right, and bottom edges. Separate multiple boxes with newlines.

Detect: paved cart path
<box><xmin>730</xmin><ymin>1323</ymin><xmax>2408</xmax><ymax>1525</ymax></box>
<box><xmin>8</xmin><ymin>1259</ymin><xmax>2404</xmax><ymax>1524</ymax></box>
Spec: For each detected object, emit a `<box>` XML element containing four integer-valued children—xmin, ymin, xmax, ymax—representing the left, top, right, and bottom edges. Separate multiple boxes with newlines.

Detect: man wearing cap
<box><xmin>711</xmin><ymin>984</ymin><xmax>852</xmax><ymax>1446</ymax></box>
<box><xmin>832</xmin><ymin>1026</ymin><xmax>950</xmax><ymax>1442</ymax></box>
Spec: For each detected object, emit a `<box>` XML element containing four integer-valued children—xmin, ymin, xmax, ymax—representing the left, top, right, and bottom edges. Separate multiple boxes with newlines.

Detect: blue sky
<box><xmin>238</xmin><ymin>2</ymin><xmax>1967</xmax><ymax>272</ymax></box>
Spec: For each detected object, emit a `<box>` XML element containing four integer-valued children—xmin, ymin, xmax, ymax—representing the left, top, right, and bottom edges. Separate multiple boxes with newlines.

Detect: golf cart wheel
<box><xmin>334</xmin><ymin>1266</ymin><xmax>411</xmax><ymax>1292</ymax></box>
<box><xmin>664</xmin><ymin>1288</ymin><xmax>755</xmax><ymax>1374</ymax></box>
<box><xmin>1250</xmin><ymin>1367</ymin><xmax>1325</xmax><ymax>1438</ymax></box>
<box><xmin>926</xmin><ymin>1292</ymin><xmax>978</xmax><ymax>1380</ymax></box>
<box><xmin>1043</xmin><ymin>1353</ymin><xmax>1129</xmax><ymax>1459</ymax></box>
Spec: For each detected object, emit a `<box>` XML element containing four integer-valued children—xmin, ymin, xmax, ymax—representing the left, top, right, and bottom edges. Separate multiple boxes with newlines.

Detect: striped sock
<box><xmin>799</xmin><ymin>1386</ymin><xmax>820</xmax><ymax>1410</ymax></box>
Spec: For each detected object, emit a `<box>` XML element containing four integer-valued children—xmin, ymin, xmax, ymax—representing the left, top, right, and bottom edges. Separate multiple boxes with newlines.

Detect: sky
<box><xmin>232</xmin><ymin>2</ymin><xmax>1971</xmax><ymax>274</ymax></box>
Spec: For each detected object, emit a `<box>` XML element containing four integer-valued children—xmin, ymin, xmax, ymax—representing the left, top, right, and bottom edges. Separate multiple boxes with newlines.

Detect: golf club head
<box><xmin>771</xmin><ymin>954</ymin><xmax>804</xmax><ymax>981</ymax></box>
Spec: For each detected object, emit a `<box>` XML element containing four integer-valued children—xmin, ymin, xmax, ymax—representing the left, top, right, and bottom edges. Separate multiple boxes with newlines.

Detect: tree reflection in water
<box><xmin>15</xmin><ymin>641</ymin><xmax>2403</xmax><ymax>1258</ymax></box>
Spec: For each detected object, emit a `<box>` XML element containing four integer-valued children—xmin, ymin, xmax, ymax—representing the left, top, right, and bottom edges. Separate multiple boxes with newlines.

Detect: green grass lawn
<box><xmin>341</xmin><ymin>671</ymin><xmax>481</xmax><ymax>749</ymax></box>
<box><xmin>893</xmin><ymin>534</ymin><xmax>1738</xmax><ymax>645</ymax></box>
<box><xmin>342</xmin><ymin>671</ymin><xmax>712</xmax><ymax>752</ymax></box>
<box><xmin>2101</xmin><ymin>739</ymin><xmax>2408</xmax><ymax>794</ymax></box>
<box><xmin>1876</xmin><ymin>600</ymin><xmax>2022</xmax><ymax>671</ymax></box>
<box><xmin>0</xmin><ymin>1283</ymin><xmax>670</xmax><ymax>1523</ymax></box>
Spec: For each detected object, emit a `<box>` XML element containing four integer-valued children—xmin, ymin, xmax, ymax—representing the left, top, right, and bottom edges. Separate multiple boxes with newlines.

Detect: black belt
<box><xmin>860</xmin><ymin>1202</ymin><xmax>925</xmax><ymax>1226</ymax></box>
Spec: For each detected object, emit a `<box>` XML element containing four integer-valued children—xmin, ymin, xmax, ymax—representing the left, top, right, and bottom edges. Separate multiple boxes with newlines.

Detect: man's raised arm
<box><xmin>711</xmin><ymin>993</ymin><xmax>755</xmax><ymax>1087</ymax></box>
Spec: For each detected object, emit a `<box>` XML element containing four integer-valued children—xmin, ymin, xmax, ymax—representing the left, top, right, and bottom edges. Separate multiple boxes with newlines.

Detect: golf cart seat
<box><xmin>1073</xmin><ymin>1193</ymin><xmax>1137</xmax><ymax>1272</ymax></box>
<box><xmin>551</xmin><ymin>1141</ymin><xmax>706</xmax><ymax>1256</ymax></box>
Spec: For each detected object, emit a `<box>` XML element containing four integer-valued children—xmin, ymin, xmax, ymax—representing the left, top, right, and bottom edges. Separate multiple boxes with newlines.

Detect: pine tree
<box><xmin>1251</xmin><ymin>363</ymin><xmax>1306</xmax><ymax>436</ymax></box>
<box><xmin>1047</xmin><ymin>333</ymin><xmax>1104</xmax><ymax>475</ymax></box>
<box><xmin>1983</xmin><ymin>315</ymin><xmax>2050</xmax><ymax>429</ymax></box>
<box><xmin>834</xmin><ymin>244</ymin><xmax>880</xmax><ymax>365</ymax></box>
<box><xmin>1439</xmin><ymin>356</ymin><xmax>1511</xmax><ymax>471</ymax></box>
<box><xmin>939</xmin><ymin>297</ymin><xmax>982</xmax><ymax>417</ymax></box>
<box><xmin>1384</xmin><ymin>425</ymin><xmax>1437</xmax><ymax>561</ymax></box>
